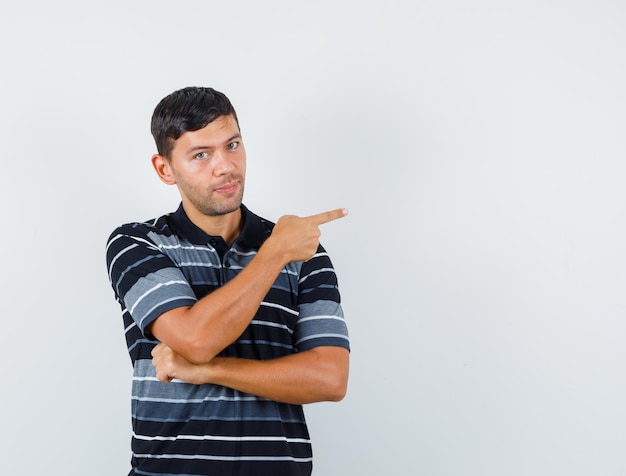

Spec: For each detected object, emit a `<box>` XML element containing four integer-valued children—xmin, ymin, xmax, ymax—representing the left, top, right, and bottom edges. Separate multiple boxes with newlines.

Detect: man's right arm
<box><xmin>149</xmin><ymin>208</ymin><xmax>348</xmax><ymax>364</ymax></box>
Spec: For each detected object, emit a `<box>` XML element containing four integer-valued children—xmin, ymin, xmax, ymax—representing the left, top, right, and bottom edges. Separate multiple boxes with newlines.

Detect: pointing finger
<box><xmin>307</xmin><ymin>208</ymin><xmax>349</xmax><ymax>225</ymax></box>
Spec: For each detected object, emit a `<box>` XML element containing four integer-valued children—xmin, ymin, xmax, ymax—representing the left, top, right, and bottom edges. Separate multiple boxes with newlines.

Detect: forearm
<box><xmin>150</xmin><ymin>243</ymin><xmax>286</xmax><ymax>363</ymax></box>
<box><xmin>208</xmin><ymin>349</ymin><xmax>349</xmax><ymax>404</ymax></box>
<box><xmin>155</xmin><ymin>345</ymin><xmax>350</xmax><ymax>405</ymax></box>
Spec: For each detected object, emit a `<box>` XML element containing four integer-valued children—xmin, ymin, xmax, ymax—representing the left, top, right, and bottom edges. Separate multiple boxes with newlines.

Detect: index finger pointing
<box><xmin>307</xmin><ymin>208</ymin><xmax>349</xmax><ymax>225</ymax></box>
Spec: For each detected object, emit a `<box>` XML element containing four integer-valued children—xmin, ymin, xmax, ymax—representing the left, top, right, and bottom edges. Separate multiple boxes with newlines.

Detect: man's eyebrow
<box><xmin>225</xmin><ymin>133</ymin><xmax>242</xmax><ymax>143</ymax></box>
<box><xmin>185</xmin><ymin>134</ymin><xmax>242</xmax><ymax>155</ymax></box>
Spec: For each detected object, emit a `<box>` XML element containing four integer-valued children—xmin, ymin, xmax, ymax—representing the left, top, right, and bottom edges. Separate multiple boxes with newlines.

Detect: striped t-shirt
<box><xmin>105</xmin><ymin>203</ymin><xmax>350</xmax><ymax>476</ymax></box>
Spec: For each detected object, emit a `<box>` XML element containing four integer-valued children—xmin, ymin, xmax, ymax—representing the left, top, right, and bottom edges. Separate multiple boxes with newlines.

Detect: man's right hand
<box><xmin>265</xmin><ymin>208</ymin><xmax>349</xmax><ymax>264</ymax></box>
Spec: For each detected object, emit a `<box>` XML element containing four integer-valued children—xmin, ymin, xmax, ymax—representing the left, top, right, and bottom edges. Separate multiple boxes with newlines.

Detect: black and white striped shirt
<box><xmin>105</xmin><ymin>204</ymin><xmax>349</xmax><ymax>476</ymax></box>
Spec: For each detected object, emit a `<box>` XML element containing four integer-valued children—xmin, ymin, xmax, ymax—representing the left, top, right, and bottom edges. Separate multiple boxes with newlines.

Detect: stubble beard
<box><xmin>197</xmin><ymin>178</ymin><xmax>245</xmax><ymax>217</ymax></box>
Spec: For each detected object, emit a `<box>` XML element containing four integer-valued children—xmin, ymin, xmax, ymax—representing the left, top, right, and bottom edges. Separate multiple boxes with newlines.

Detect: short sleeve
<box><xmin>105</xmin><ymin>223</ymin><xmax>197</xmax><ymax>334</ymax></box>
<box><xmin>294</xmin><ymin>246</ymin><xmax>350</xmax><ymax>352</ymax></box>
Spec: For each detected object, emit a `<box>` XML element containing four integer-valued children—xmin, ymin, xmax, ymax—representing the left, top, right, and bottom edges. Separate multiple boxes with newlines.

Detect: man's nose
<box><xmin>213</xmin><ymin>151</ymin><xmax>235</xmax><ymax>175</ymax></box>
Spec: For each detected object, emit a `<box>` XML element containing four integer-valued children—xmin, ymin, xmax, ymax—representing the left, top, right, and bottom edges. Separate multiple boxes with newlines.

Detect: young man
<box><xmin>105</xmin><ymin>86</ymin><xmax>350</xmax><ymax>476</ymax></box>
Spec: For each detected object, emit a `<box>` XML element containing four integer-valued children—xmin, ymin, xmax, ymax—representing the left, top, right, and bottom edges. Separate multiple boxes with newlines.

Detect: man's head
<box><xmin>150</xmin><ymin>87</ymin><xmax>246</xmax><ymax>223</ymax></box>
<box><xmin>151</xmin><ymin>86</ymin><xmax>239</xmax><ymax>160</ymax></box>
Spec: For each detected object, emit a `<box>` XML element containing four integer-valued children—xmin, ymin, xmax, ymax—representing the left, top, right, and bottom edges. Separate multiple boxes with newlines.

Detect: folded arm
<box><xmin>152</xmin><ymin>344</ymin><xmax>349</xmax><ymax>405</ymax></box>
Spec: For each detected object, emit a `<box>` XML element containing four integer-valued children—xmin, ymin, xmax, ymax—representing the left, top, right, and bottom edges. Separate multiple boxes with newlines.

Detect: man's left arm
<box><xmin>151</xmin><ymin>344</ymin><xmax>349</xmax><ymax>404</ymax></box>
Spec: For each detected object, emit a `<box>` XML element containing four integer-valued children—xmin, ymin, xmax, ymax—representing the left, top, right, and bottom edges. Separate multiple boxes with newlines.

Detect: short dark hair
<box><xmin>151</xmin><ymin>86</ymin><xmax>239</xmax><ymax>159</ymax></box>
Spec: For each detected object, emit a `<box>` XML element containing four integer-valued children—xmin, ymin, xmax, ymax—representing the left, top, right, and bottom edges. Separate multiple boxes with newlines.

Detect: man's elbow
<box><xmin>305</xmin><ymin>376</ymin><xmax>347</xmax><ymax>404</ymax></box>
<box><xmin>323</xmin><ymin>364</ymin><xmax>349</xmax><ymax>402</ymax></box>
<box><xmin>180</xmin><ymin>339</ymin><xmax>219</xmax><ymax>365</ymax></box>
<box><xmin>315</xmin><ymin>347</ymin><xmax>349</xmax><ymax>402</ymax></box>
<box><xmin>327</xmin><ymin>378</ymin><xmax>348</xmax><ymax>402</ymax></box>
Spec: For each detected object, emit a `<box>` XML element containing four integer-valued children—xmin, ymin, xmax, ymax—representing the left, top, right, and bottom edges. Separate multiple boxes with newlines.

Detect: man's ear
<box><xmin>151</xmin><ymin>154</ymin><xmax>176</xmax><ymax>185</ymax></box>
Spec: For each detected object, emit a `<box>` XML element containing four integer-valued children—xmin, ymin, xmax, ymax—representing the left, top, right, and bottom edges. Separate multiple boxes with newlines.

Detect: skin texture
<box><xmin>148</xmin><ymin>114</ymin><xmax>349</xmax><ymax>404</ymax></box>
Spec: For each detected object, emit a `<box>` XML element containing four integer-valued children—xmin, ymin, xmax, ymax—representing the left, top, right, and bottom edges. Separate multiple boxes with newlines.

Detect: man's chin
<box><xmin>207</xmin><ymin>199</ymin><xmax>242</xmax><ymax>217</ymax></box>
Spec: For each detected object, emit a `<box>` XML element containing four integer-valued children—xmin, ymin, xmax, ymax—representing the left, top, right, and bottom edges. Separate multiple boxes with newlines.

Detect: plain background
<box><xmin>2</xmin><ymin>1</ymin><xmax>626</xmax><ymax>474</ymax></box>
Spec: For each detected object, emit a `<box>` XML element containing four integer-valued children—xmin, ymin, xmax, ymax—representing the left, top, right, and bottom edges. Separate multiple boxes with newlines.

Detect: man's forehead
<box><xmin>176</xmin><ymin>115</ymin><xmax>240</xmax><ymax>149</ymax></box>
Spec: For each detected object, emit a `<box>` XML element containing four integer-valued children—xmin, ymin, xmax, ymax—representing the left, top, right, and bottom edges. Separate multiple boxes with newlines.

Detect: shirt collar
<box><xmin>168</xmin><ymin>203</ymin><xmax>271</xmax><ymax>249</ymax></box>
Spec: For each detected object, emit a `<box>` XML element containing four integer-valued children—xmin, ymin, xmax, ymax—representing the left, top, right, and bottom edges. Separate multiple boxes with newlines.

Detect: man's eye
<box><xmin>194</xmin><ymin>151</ymin><xmax>208</xmax><ymax>159</ymax></box>
<box><xmin>227</xmin><ymin>142</ymin><xmax>239</xmax><ymax>150</ymax></box>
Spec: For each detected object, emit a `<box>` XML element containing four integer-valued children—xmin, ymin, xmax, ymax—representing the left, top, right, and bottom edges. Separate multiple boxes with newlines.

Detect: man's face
<box><xmin>162</xmin><ymin>114</ymin><xmax>246</xmax><ymax>217</ymax></box>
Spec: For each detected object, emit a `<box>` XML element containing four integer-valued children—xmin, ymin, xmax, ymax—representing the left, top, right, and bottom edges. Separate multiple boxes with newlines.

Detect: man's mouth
<box><xmin>214</xmin><ymin>181</ymin><xmax>239</xmax><ymax>194</ymax></box>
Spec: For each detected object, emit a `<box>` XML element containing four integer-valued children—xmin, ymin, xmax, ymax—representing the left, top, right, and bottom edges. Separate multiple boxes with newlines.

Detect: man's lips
<box><xmin>214</xmin><ymin>181</ymin><xmax>239</xmax><ymax>194</ymax></box>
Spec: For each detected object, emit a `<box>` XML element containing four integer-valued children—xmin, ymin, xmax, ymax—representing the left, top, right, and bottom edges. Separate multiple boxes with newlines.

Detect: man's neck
<box><xmin>185</xmin><ymin>205</ymin><xmax>243</xmax><ymax>245</ymax></box>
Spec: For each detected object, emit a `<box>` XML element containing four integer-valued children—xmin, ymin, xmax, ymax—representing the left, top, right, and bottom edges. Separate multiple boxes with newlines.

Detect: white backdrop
<box><xmin>2</xmin><ymin>1</ymin><xmax>626</xmax><ymax>475</ymax></box>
